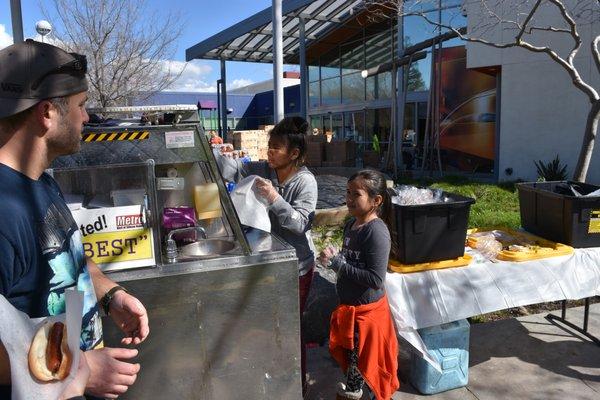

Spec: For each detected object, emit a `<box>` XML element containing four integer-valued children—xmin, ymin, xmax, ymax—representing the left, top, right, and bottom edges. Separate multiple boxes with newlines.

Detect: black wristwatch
<box><xmin>100</xmin><ymin>285</ymin><xmax>128</xmax><ymax>315</ymax></box>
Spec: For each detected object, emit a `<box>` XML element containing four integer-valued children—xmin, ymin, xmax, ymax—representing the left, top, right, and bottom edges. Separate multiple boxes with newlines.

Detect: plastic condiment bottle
<box><xmin>194</xmin><ymin>183</ymin><xmax>223</xmax><ymax>220</ymax></box>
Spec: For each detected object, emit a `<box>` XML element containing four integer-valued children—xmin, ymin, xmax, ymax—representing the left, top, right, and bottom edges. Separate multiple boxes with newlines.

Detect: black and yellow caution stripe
<box><xmin>82</xmin><ymin>131</ymin><xmax>150</xmax><ymax>142</ymax></box>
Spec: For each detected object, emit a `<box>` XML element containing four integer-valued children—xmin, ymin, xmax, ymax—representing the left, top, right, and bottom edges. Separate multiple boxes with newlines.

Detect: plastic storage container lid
<box><xmin>389</xmin><ymin>254</ymin><xmax>472</xmax><ymax>274</ymax></box>
<box><xmin>467</xmin><ymin>228</ymin><xmax>573</xmax><ymax>261</ymax></box>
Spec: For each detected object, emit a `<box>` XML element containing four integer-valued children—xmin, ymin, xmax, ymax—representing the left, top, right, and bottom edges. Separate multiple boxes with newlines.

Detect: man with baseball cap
<box><xmin>0</xmin><ymin>40</ymin><xmax>149</xmax><ymax>398</ymax></box>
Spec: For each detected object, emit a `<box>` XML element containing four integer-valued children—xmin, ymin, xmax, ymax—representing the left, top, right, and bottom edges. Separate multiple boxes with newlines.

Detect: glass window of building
<box><xmin>343</xmin><ymin>111</ymin><xmax>365</xmax><ymax>142</ymax></box>
<box><xmin>404</xmin><ymin>10</ymin><xmax>440</xmax><ymax>47</ymax></box>
<box><xmin>407</xmin><ymin>53</ymin><xmax>431</xmax><ymax>92</ymax></box>
<box><xmin>365</xmin><ymin>23</ymin><xmax>393</xmax><ymax>70</ymax></box>
<box><xmin>331</xmin><ymin>113</ymin><xmax>343</xmax><ymax>139</ymax></box>
<box><xmin>310</xmin><ymin>115</ymin><xmax>323</xmax><ymax>134</ymax></box>
<box><xmin>309</xmin><ymin>65</ymin><xmax>320</xmax><ymax>82</ymax></box>
<box><xmin>321</xmin><ymin>77</ymin><xmax>341</xmax><ymax>105</ymax></box>
<box><xmin>309</xmin><ymin>81</ymin><xmax>320</xmax><ymax>108</ymax></box>
<box><xmin>366</xmin><ymin>71</ymin><xmax>392</xmax><ymax>100</ymax></box>
<box><xmin>340</xmin><ymin>33</ymin><xmax>364</xmax><ymax>75</ymax></box>
<box><xmin>365</xmin><ymin>108</ymin><xmax>391</xmax><ymax>150</ymax></box>
<box><xmin>321</xmin><ymin>48</ymin><xmax>340</xmax><ymax>79</ymax></box>
<box><xmin>342</xmin><ymin>73</ymin><xmax>365</xmax><ymax>104</ymax></box>
<box><xmin>321</xmin><ymin>113</ymin><xmax>344</xmax><ymax>139</ymax></box>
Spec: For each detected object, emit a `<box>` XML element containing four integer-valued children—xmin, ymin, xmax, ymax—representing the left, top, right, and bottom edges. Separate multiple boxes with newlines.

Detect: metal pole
<box><xmin>396</xmin><ymin>5</ymin><xmax>406</xmax><ymax>175</ymax></box>
<box><xmin>272</xmin><ymin>0</ymin><xmax>284</xmax><ymax>123</ymax></box>
<box><xmin>298</xmin><ymin>17</ymin><xmax>308</xmax><ymax>121</ymax></box>
<box><xmin>10</xmin><ymin>0</ymin><xmax>24</xmax><ymax>43</ymax></box>
<box><xmin>217</xmin><ymin>80</ymin><xmax>222</xmax><ymax>137</ymax></box>
<box><xmin>391</xmin><ymin>66</ymin><xmax>398</xmax><ymax>176</ymax></box>
<box><xmin>220</xmin><ymin>59</ymin><xmax>228</xmax><ymax>137</ymax></box>
<box><xmin>436</xmin><ymin>0</ymin><xmax>443</xmax><ymax>175</ymax></box>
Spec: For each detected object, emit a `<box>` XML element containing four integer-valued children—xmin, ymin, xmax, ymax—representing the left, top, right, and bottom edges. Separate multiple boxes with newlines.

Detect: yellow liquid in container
<box><xmin>194</xmin><ymin>183</ymin><xmax>222</xmax><ymax>220</ymax></box>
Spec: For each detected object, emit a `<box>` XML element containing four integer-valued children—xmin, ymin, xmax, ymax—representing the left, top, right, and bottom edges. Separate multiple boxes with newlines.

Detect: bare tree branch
<box><xmin>592</xmin><ymin>34</ymin><xmax>600</xmax><ymax>76</ymax></box>
<box><xmin>396</xmin><ymin>2</ymin><xmax>600</xmax><ymax>101</ymax></box>
<box><xmin>44</xmin><ymin>0</ymin><xmax>185</xmax><ymax>107</ymax></box>
<box><xmin>360</xmin><ymin>0</ymin><xmax>600</xmax><ymax>181</ymax></box>
<box><xmin>515</xmin><ymin>0</ymin><xmax>543</xmax><ymax>42</ymax></box>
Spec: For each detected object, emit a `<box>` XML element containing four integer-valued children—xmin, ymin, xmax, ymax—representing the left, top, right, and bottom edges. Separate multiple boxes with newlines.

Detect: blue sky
<box><xmin>0</xmin><ymin>0</ymin><xmax>288</xmax><ymax>92</ymax></box>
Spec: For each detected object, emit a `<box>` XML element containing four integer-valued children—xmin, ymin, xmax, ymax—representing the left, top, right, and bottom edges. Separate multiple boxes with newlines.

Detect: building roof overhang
<box><xmin>185</xmin><ymin>0</ymin><xmax>368</xmax><ymax>64</ymax></box>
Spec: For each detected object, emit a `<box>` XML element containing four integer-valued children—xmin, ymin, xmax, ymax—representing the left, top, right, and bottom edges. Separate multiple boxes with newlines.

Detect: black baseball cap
<box><xmin>0</xmin><ymin>39</ymin><xmax>88</xmax><ymax>119</ymax></box>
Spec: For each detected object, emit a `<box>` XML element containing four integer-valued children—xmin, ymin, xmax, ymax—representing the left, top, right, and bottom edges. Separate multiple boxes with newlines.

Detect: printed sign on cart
<box><xmin>590</xmin><ymin>210</ymin><xmax>600</xmax><ymax>233</ymax></box>
<box><xmin>165</xmin><ymin>130</ymin><xmax>195</xmax><ymax>149</ymax></box>
<box><xmin>70</xmin><ymin>205</ymin><xmax>155</xmax><ymax>272</ymax></box>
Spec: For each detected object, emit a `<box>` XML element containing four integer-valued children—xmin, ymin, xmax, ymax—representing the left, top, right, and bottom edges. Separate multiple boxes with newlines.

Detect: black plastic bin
<box><xmin>389</xmin><ymin>191</ymin><xmax>475</xmax><ymax>264</ymax></box>
<box><xmin>517</xmin><ymin>181</ymin><xmax>600</xmax><ymax>247</ymax></box>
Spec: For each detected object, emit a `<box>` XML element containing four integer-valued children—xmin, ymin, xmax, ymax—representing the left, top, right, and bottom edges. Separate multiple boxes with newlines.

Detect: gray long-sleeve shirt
<box><xmin>331</xmin><ymin>217</ymin><xmax>391</xmax><ymax>305</ymax></box>
<box><xmin>217</xmin><ymin>157</ymin><xmax>318</xmax><ymax>275</ymax></box>
<box><xmin>268</xmin><ymin>167</ymin><xmax>318</xmax><ymax>276</ymax></box>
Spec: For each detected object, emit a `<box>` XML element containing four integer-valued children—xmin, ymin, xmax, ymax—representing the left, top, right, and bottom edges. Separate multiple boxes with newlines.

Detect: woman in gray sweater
<box><xmin>254</xmin><ymin>117</ymin><xmax>318</xmax><ymax>393</ymax></box>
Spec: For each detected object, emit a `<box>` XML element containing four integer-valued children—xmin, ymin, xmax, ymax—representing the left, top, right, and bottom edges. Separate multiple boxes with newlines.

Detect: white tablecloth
<box><xmin>385</xmin><ymin>247</ymin><xmax>600</xmax><ymax>369</ymax></box>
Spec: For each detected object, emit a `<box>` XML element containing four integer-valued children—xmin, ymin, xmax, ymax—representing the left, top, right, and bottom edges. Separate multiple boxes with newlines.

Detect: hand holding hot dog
<box><xmin>84</xmin><ymin>347</ymin><xmax>140</xmax><ymax>399</ymax></box>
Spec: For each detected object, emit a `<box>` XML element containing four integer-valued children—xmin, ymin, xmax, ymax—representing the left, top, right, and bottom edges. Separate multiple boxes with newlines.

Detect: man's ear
<box><xmin>34</xmin><ymin>100</ymin><xmax>58</xmax><ymax>132</ymax></box>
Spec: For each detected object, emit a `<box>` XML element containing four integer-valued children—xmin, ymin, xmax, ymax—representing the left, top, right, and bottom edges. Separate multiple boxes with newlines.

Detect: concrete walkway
<box><xmin>305</xmin><ymin>303</ymin><xmax>600</xmax><ymax>399</ymax></box>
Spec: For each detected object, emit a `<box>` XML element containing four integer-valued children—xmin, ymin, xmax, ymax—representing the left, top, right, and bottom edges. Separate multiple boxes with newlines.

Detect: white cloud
<box><xmin>158</xmin><ymin>60</ymin><xmax>256</xmax><ymax>93</ymax></box>
<box><xmin>0</xmin><ymin>24</ymin><xmax>13</xmax><ymax>49</ymax></box>
<box><xmin>0</xmin><ymin>26</ymin><xmax>67</xmax><ymax>51</ymax></box>
<box><xmin>160</xmin><ymin>59</ymin><xmax>217</xmax><ymax>92</ymax></box>
<box><xmin>229</xmin><ymin>78</ymin><xmax>255</xmax><ymax>90</ymax></box>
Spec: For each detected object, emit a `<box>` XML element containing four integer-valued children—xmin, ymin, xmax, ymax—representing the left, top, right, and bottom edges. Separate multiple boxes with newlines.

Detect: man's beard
<box><xmin>48</xmin><ymin>114</ymin><xmax>81</xmax><ymax>157</ymax></box>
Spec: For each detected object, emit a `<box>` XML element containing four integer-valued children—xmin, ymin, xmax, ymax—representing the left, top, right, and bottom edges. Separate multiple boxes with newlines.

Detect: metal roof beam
<box><xmin>203</xmin><ymin>54</ymin><xmax>274</xmax><ymax>63</ymax></box>
<box><xmin>304</xmin><ymin>0</ymin><xmax>360</xmax><ymax>37</ymax></box>
<box><xmin>248</xmin><ymin>29</ymin><xmax>318</xmax><ymax>40</ymax></box>
<box><xmin>186</xmin><ymin>0</ymin><xmax>315</xmax><ymax>61</ymax></box>
<box><xmin>297</xmin><ymin>12</ymin><xmax>343</xmax><ymax>23</ymax></box>
<box><xmin>225</xmin><ymin>45</ymin><xmax>297</xmax><ymax>56</ymax></box>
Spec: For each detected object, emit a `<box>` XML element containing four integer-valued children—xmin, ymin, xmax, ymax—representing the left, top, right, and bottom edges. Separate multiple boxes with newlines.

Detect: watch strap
<box><xmin>101</xmin><ymin>285</ymin><xmax>128</xmax><ymax>315</ymax></box>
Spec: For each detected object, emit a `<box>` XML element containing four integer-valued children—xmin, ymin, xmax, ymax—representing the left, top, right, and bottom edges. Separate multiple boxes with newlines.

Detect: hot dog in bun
<box><xmin>28</xmin><ymin>321</ymin><xmax>72</xmax><ymax>381</ymax></box>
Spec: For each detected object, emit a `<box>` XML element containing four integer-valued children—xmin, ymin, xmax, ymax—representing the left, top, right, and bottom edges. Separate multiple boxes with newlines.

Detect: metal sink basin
<box><xmin>179</xmin><ymin>239</ymin><xmax>237</xmax><ymax>258</ymax></box>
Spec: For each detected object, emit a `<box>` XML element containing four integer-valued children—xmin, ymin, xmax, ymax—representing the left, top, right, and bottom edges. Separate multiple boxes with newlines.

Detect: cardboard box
<box><xmin>258</xmin><ymin>148</ymin><xmax>269</xmax><ymax>160</ymax></box>
<box><xmin>307</xmin><ymin>134</ymin><xmax>327</xmax><ymax>143</ymax></box>
<box><xmin>325</xmin><ymin>140</ymin><xmax>356</xmax><ymax>162</ymax></box>
<box><xmin>306</xmin><ymin>142</ymin><xmax>325</xmax><ymax>161</ymax></box>
<box><xmin>363</xmin><ymin>150</ymin><xmax>381</xmax><ymax>167</ymax></box>
<box><xmin>322</xmin><ymin>160</ymin><xmax>355</xmax><ymax>167</ymax></box>
<box><xmin>259</xmin><ymin>124</ymin><xmax>275</xmax><ymax>132</ymax></box>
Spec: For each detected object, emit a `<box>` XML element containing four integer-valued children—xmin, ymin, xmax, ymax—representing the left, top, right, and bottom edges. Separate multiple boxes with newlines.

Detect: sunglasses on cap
<box><xmin>31</xmin><ymin>53</ymin><xmax>88</xmax><ymax>91</ymax></box>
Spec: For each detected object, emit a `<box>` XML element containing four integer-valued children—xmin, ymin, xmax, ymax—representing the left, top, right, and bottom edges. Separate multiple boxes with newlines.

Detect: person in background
<box><xmin>318</xmin><ymin>169</ymin><xmax>399</xmax><ymax>400</ymax></box>
<box><xmin>253</xmin><ymin>116</ymin><xmax>318</xmax><ymax>393</ymax></box>
<box><xmin>209</xmin><ymin>130</ymin><xmax>223</xmax><ymax>145</ymax></box>
<box><xmin>0</xmin><ymin>40</ymin><xmax>149</xmax><ymax>398</ymax></box>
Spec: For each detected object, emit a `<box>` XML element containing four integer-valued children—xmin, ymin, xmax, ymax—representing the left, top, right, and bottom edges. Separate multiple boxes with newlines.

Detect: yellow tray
<box><xmin>389</xmin><ymin>254</ymin><xmax>472</xmax><ymax>274</ymax></box>
<box><xmin>467</xmin><ymin>228</ymin><xmax>574</xmax><ymax>261</ymax></box>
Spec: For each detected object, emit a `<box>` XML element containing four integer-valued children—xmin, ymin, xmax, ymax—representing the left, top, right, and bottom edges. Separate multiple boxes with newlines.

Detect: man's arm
<box><xmin>86</xmin><ymin>259</ymin><xmax>149</xmax><ymax>344</ymax></box>
<box><xmin>84</xmin><ymin>260</ymin><xmax>149</xmax><ymax>397</ymax></box>
<box><xmin>86</xmin><ymin>259</ymin><xmax>118</xmax><ymax>302</ymax></box>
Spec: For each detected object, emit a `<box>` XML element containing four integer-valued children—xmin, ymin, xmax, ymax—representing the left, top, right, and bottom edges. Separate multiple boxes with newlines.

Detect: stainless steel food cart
<box><xmin>50</xmin><ymin>106</ymin><xmax>301</xmax><ymax>399</ymax></box>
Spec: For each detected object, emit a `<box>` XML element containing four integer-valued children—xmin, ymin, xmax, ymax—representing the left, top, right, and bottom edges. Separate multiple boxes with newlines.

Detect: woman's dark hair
<box><xmin>348</xmin><ymin>169</ymin><xmax>396</xmax><ymax>256</ymax></box>
<box><xmin>269</xmin><ymin>116</ymin><xmax>310</xmax><ymax>166</ymax></box>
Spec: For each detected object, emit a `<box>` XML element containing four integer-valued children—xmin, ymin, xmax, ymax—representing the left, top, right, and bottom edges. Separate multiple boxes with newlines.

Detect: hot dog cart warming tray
<box><xmin>50</xmin><ymin>106</ymin><xmax>301</xmax><ymax>399</ymax></box>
